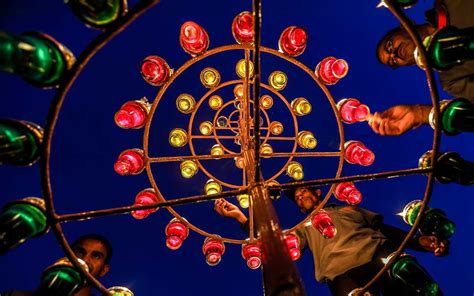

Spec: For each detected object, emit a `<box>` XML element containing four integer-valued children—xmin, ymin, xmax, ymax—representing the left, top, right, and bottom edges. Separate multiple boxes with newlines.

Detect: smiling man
<box><xmin>214</xmin><ymin>187</ymin><xmax>448</xmax><ymax>296</ymax></box>
<box><xmin>371</xmin><ymin>0</ymin><xmax>474</xmax><ymax>136</ymax></box>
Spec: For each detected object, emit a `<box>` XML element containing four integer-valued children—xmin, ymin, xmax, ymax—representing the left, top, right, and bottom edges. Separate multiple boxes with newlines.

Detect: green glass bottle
<box><xmin>36</xmin><ymin>257</ymin><xmax>88</xmax><ymax>296</ymax></box>
<box><xmin>426</xmin><ymin>26</ymin><xmax>474</xmax><ymax>71</ymax></box>
<box><xmin>67</xmin><ymin>0</ymin><xmax>128</xmax><ymax>30</ymax></box>
<box><xmin>0</xmin><ymin>31</ymin><xmax>75</xmax><ymax>88</ymax></box>
<box><xmin>389</xmin><ymin>253</ymin><xmax>440</xmax><ymax>295</ymax></box>
<box><xmin>0</xmin><ymin>197</ymin><xmax>49</xmax><ymax>255</ymax></box>
<box><xmin>0</xmin><ymin>119</ymin><xmax>43</xmax><ymax>166</ymax></box>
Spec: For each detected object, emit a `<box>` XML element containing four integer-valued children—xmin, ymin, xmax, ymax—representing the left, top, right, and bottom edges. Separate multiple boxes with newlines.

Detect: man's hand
<box><xmin>368</xmin><ymin>104</ymin><xmax>431</xmax><ymax>136</ymax></box>
<box><xmin>418</xmin><ymin>235</ymin><xmax>449</xmax><ymax>256</ymax></box>
<box><xmin>214</xmin><ymin>199</ymin><xmax>248</xmax><ymax>224</ymax></box>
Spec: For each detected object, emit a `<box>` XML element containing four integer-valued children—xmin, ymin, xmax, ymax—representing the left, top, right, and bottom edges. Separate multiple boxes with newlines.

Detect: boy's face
<box><xmin>73</xmin><ymin>239</ymin><xmax>110</xmax><ymax>278</ymax></box>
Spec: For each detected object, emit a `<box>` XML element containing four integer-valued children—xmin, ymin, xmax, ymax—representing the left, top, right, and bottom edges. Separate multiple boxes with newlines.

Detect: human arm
<box><xmin>378</xmin><ymin>223</ymin><xmax>449</xmax><ymax>256</ymax></box>
<box><xmin>368</xmin><ymin>104</ymin><xmax>431</xmax><ymax>136</ymax></box>
<box><xmin>214</xmin><ymin>199</ymin><xmax>248</xmax><ymax>225</ymax></box>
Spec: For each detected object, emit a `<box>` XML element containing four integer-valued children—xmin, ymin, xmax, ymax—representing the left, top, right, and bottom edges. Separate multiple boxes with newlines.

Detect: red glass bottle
<box><xmin>279</xmin><ymin>26</ymin><xmax>308</xmax><ymax>57</ymax></box>
<box><xmin>114</xmin><ymin>98</ymin><xmax>150</xmax><ymax>129</ymax></box>
<box><xmin>315</xmin><ymin>57</ymin><xmax>349</xmax><ymax>85</ymax></box>
<box><xmin>334</xmin><ymin>182</ymin><xmax>362</xmax><ymax>205</ymax></box>
<box><xmin>284</xmin><ymin>232</ymin><xmax>300</xmax><ymax>261</ymax></box>
<box><xmin>114</xmin><ymin>149</ymin><xmax>145</xmax><ymax>176</ymax></box>
<box><xmin>180</xmin><ymin>21</ymin><xmax>209</xmax><ymax>56</ymax></box>
<box><xmin>337</xmin><ymin>98</ymin><xmax>370</xmax><ymax>124</ymax></box>
<box><xmin>131</xmin><ymin>189</ymin><xmax>159</xmax><ymax>219</ymax></box>
<box><xmin>202</xmin><ymin>237</ymin><xmax>225</xmax><ymax>266</ymax></box>
<box><xmin>140</xmin><ymin>55</ymin><xmax>171</xmax><ymax>86</ymax></box>
<box><xmin>344</xmin><ymin>141</ymin><xmax>374</xmax><ymax>166</ymax></box>
<box><xmin>165</xmin><ymin>218</ymin><xmax>189</xmax><ymax>250</ymax></box>
<box><xmin>311</xmin><ymin>210</ymin><xmax>337</xmax><ymax>239</ymax></box>
<box><xmin>242</xmin><ymin>242</ymin><xmax>262</xmax><ymax>269</ymax></box>
<box><xmin>232</xmin><ymin>11</ymin><xmax>254</xmax><ymax>44</ymax></box>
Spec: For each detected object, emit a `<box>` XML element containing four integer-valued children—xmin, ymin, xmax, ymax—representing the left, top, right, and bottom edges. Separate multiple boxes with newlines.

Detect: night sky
<box><xmin>0</xmin><ymin>1</ymin><xmax>473</xmax><ymax>295</ymax></box>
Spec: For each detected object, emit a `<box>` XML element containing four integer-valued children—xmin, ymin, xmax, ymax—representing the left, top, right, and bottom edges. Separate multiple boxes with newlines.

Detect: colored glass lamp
<box><xmin>286</xmin><ymin>161</ymin><xmax>304</xmax><ymax>180</ymax></box>
<box><xmin>291</xmin><ymin>98</ymin><xmax>312</xmax><ymax>116</ymax></box>
<box><xmin>0</xmin><ymin>31</ymin><xmax>75</xmax><ymax>88</ymax></box>
<box><xmin>278</xmin><ymin>26</ymin><xmax>308</xmax><ymax>57</ymax></box>
<box><xmin>344</xmin><ymin>141</ymin><xmax>375</xmax><ymax>166</ymax></box>
<box><xmin>131</xmin><ymin>189</ymin><xmax>159</xmax><ymax>220</ymax></box>
<box><xmin>311</xmin><ymin>210</ymin><xmax>337</xmax><ymax>239</ymax></box>
<box><xmin>236</xmin><ymin>59</ymin><xmax>254</xmax><ymax>79</ymax></box>
<box><xmin>202</xmin><ymin>237</ymin><xmax>225</xmax><ymax>266</ymax></box>
<box><xmin>419</xmin><ymin>150</ymin><xmax>474</xmax><ymax>185</ymax></box>
<box><xmin>211</xmin><ymin>144</ymin><xmax>224</xmax><ymax>156</ymax></box>
<box><xmin>394</xmin><ymin>0</ymin><xmax>418</xmax><ymax>8</ymax></box>
<box><xmin>297</xmin><ymin>131</ymin><xmax>317</xmax><ymax>149</ymax></box>
<box><xmin>180</xmin><ymin>160</ymin><xmax>198</xmax><ymax>179</ymax></box>
<box><xmin>401</xmin><ymin>200</ymin><xmax>455</xmax><ymax>240</ymax></box>
<box><xmin>169</xmin><ymin>128</ymin><xmax>188</xmax><ymax>147</ymax></box>
<box><xmin>334</xmin><ymin>182</ymin><xmax>362</xmax><ymax>205</ymax></box>
<box><xmin>388</xmin><ymin>253</ymin><xmax>440</xmax><ymax>296</ymax></box>
<box><xmin>140</xmin><ymin>55</ymin><xmax>172</xmax><ymax>86</ymax></box>
<box><xmin>268</xmin><ymin>71</ymin><xmax>287</xmax><ymax>91</ymax></box>
<box><xmin>269</xmin><ymin>121</ymin><xmax>283</xmax><ymax>135</ymax></box>
<box><xmin>284</xmin><ymin>232</ymin><xmax>300</xmax><ymax>261</ymax></box>
<box><xmin>180</xmin><ymin>21</ymin><xmax>209</xmax><ymax>57</ymax></box>
<box><xmin>232</xmin><ymin>11</ymin><xmax>254</xmax><ymax>44</ymax></box>
<box><xmin>0</xmin><ymin>197</ymin><xmax>49</xmax><ymax>255</ymax></box>
<box><xmin>420</xmin><ymin>26</ymin><xmax>474</xmax><ymax>71</ymax></box>
<box><xmin>200</xmin><ymin>67</ymin><xmax>220</xmax><ymax>88</ymax></box>
<box><xmin>260</xmin><ymin>143</ymin><xmax>273</xmax><ymax>158</ymax></box>
<box><xmin>114</xmin><ymin>98</ymin><xmax>151</xmax><ymax>129</ymax></box>
<box><xmin>67</xmin><ymin>0</ymin><xmax>128</xmax><ymax>30</ymax></box>
<box><xmin>429</xmin><ymin>98</ymin><xmax>474</xmax><ymax>135</ymax></box>
<box><xmin>114</xmin><ymin>149</ymin><xmax>145</xmax><ymax>176</ymax></box>
<box><xmin>337</xmin><ymin>98</ymin><xmax>370</xmax><ymax>124</ymax></box>
<box><xmin>209</xmin><ymin>95</ymin><xmax>223</xmax><ymax>110</ymax></box>
<box><xmin>242</xmin><ymin>241</ymin><xmax>262</xmax><ymax>269</ymax></box>
<box><xmin>237</xmin><ymin>194</ymin><xmax>250</xmax><ymax>209</ymax></box>
<box><xmin>176</xmin><ymin>94</ymin><xmax>196</xmax><ymax>114</ymax></box>
<box><xmin>108</xmin><ymin>286</ymin><xmax>134</xmax><ymax>296</ymax></box>
<box><xmin>260</xmin><ymin>95</ymin><xmax>274</xmax><ymax>109</ymax></box>
<box><xmin>165</xmin><ymin>218</ymin><xmax>189</xmax><ymax>250</ymax></box>
<box><xmin>37</xmin><ymin>257</ymin><xmax>88</xmax><ymax>296</ymax></box>
<box><xmin>205</xmin><ymin>179</ymin><xmax>221</xmax><ymax>195</ymax></box>
<box><xmin>0</xmin><ymin>119</ymin><xmax>43</xmax><ymax>166</ymax></box>
<box><xmin>315</xmin><ymin>56</ymin><xmax>348</xmax><ymax>85</ymax></box>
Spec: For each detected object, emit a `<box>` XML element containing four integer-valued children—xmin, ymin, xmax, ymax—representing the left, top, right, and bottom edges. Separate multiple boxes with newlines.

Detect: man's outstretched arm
<box><xmin>369</xmin><ymin>104</ymin><xmax>431</xmax><ymax>136</ymax></box>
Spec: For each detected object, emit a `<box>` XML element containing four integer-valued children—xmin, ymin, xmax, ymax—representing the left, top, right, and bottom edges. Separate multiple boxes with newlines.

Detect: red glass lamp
<box><xmin>337</xmin><ymin>98</ymin><xmax>370</xmax><ymax>124</ymax></box>
<box><xmin>242</xmin><ymin>241</ymin><xmax>262</xmax><ymax>269</ymax></box>
<box><xmin>284</xmin><ymin>232</ymin><xmax>300</xmax><ymax>261</ymax></box>
<box><xmin>131</xmin><ymin>189</ymin><xmax>159</xmax><ymax>220</ymax></box>
<box><xmin>311</xmin><ymin>210</ymin><xmax>337</xmax><ymax>239</ymax></box>
<box><xmin>334</xmin><ymin>182</ymin><xmax>362</xmax><ymax>205</ymax></box>
<box><xmin>114</xmin><ymin>149</ymin><xmax>145</xmax><ymax>176</ymax></box>
<box><xmin>278</xmin><ymin>26</ymin><xmax>308</xmax><ymax>57</ymax></box>
<box><xmin>140</xmin><ymin>55</ymin><xmax>172</xmax><ymax>86</ymax></box>
<box><xmin>344</xmin><ymin>141</ymin><xmax>375</xmax><ymax>166</ymax></box>
<box><xmin>232</xmin><ymin>11</ymin><xmax>254</xmax><ymax>44</ymax></box>
<box><xmin>165</xmin><ymin>218</ymin><xmax>189</xmax><ymax>250</ymax></box>
<box><xmin>202</xmin><ymin>237</ymin><xmax>225</xmax><ymax>266</ymax></box>
<box><xmin>180</xmin><ymin>21</ymin><xmax>209</xmax><ymax>56</ymax></box>
<box><xmin>114</xmin><ymin>98</ymin><xmax>150</xmax><ymax>129</ymax></box>
<box><xmin>315</xmin><ymin>56</ymin><xmax>348</xmax><ymax>85</ymax></box>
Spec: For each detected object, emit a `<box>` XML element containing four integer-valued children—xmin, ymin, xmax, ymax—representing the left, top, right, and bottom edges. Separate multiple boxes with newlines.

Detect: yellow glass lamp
<box><xmin>169</xmin><ymin>128</ymin><xmax>188</xmax><ymax>147</ymax></box>
<box><xmin>291</xmin><ymin>97</ymin><xmax>312</xmax><ymax>116</ymax></box>
<box><xmin>199</xmin><ymin>121</ymin><xmax>213</xmax><ymax>136</ymax></box>
<box><xmin>236</xmin><ymin>59</ymin><xmax>254</xmax><ymax>79</ymax></box>
<box><xmin>297</xmin><ymin>131</ymin><xmax>317</xmax><ymax>149</ymax></box>
<box><xmin>269</xmin><ymin>121</ymin><xmax>283</xmax><ymax>135</ymax></box>
<box><xmin>209</xmin><ymin>95</ymin><xmax>223</xmax><ymax>110</ymax></box>
<box><xmin>237</xmin><ymin>194</ymin><xmax>250</xmax><ymax>209</ymax></box>
<box><xmin>210</xmin><ymin>144</ymin><xmax>224</xmax><ymax>156</ymax></box>
<box><xmin>268</xmin><ymin>71</ymin><xmax>287</xmax><ymax>91</ymax></box>
<box><xmin>176</xmin><ymin>94</ymin><xmax>196</xmax><ymax>114</ymax></box>
<box><xmin>260</xmin><ymin>143</ymin><xmax>273</xmax><ymax>158</ymax></box>
<box><xmin>200</xmin><ymin>67</ymin><xmax>221</xmax><ymax>88</ymax></box>
<box><xmin>287</xmin><ymin>161</ymin><xmax>304</xmax><ymax>180</ymax></box>
<box><xmin>180</xmin><ymin>160</ymin><xmax>198</xmax><ymax>178</ymax></box>
<box><xmin>260</xmin><ymin>95</ymin><xmax>273</xmax><ymax>110</ymax></box>
<box><xmin>205</xmin><ymin>179</ymin><xmax>222</xmax><ymax>195</ymax></box>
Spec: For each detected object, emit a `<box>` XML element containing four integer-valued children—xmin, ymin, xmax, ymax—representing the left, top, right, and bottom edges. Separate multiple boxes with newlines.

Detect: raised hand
<box><xmin>214</xmin><ymin>199</ymin><xmax>248</xmax><ymax>224</ymax></box>
<box><xmin>418</xmin><ymin>235</ymin><xmax>449</xmax><ymax>256</ymax></box>
<box><xmin>368</xmin><ymin>104</ymin><xmax>431</xmax><ymax>136</ymax></box>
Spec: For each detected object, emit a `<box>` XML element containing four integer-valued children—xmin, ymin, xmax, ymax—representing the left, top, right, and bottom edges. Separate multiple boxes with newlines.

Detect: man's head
<box><xmin>284</xmin><ymin>187</ymin><xmax>322</xmax><ymax>214</ymax></box>
<box><xmin>72</xmin><ymin>234</ymin><xmax>112</xmax><ymax>278</ymax></box>
<box><xmin>376</xmin><ymin>24</ymin><xmax>434</xmax><ymax>68</ymax></box>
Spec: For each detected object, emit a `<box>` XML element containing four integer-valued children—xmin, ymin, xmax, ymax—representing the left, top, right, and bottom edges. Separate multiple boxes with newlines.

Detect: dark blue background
<box><xmin>0</xmin><ymin>1</ymin><xmax>473</xmax><ymax>295</ymax></box>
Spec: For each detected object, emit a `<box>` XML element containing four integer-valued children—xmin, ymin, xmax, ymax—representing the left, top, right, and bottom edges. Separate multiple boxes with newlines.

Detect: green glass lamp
<box><xmin>0</xmin><ymin>119</ymin><xmax>43</xmax><ymax>166</ymax></box>
<box><xmin>429</xmin><ymin>98</ymin><xmax>473</xmax><ymax>135</ymax></box>
<box><xmin>37</xmin><ymin>257</ymin><xmax>88</xmax><ymax>296</ymax></box>
<box><xmin>0</xmin><ymin>197</ymin><xmax>49</xmax><ymax>255</ymax></box>
<box><xmin>419</xmin><ymin>150</ymin><xmax>474</xmax><ymax>185</ymax></box>
<box><xmin>67</xmin><ymin>0</ymin><xmax>128</xmax><ymax>30</ymax></box>
<box><xmin>0</xmin><ymin>31</ymin><xmax>75</xmax><ymax>88</ymax></box>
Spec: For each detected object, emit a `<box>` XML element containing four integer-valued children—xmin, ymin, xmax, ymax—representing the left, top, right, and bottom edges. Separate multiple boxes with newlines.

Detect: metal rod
<box><xmin>148</xmin><ymin>153</ymin><xmax>240</xmax><ymax>163</ymax></box>
<box><xmin>270</xmin><ymin>151</ymin><xmax>340</xmax><ymax>158</ymax></box>
<box><xmin>272</xmin><ymin>167</ymin><xmax>432</xmax><ymax>190</ymax></box>
<box><xmin>55</xmin><ymin>189</ymin><xmax>247</xmax><ymax>223</ymax></box>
